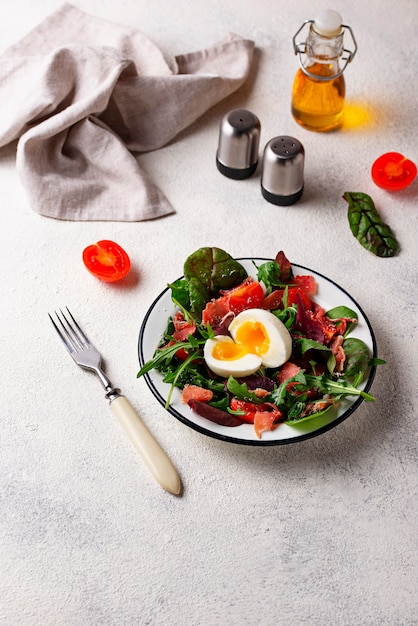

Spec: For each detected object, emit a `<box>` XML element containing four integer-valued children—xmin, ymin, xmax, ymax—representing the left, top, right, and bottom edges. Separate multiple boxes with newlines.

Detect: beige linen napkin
<box><xmin>0</xmin><ymin>3</ymin><xmax>255</xmax><ymax>221</ymax></box>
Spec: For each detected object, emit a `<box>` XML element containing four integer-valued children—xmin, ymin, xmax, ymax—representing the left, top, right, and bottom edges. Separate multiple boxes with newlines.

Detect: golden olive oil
<box><xmin>291</xmin><ymin>63</ymin><xmax>345</xmax><ymax>132</ymax></box>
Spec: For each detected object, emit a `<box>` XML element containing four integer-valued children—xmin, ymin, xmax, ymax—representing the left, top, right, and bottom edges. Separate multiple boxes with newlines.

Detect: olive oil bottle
<box><xmin>291</xmin><ymin>9</ymin><xmax>357</xmax><ymax>132</ymax></box>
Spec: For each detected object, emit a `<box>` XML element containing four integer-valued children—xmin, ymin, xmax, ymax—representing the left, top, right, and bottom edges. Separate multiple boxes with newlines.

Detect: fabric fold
<box><xmin>0</xmin><ymin>3</ymin><xmax>255</xmax><ymax>221</ymax></box>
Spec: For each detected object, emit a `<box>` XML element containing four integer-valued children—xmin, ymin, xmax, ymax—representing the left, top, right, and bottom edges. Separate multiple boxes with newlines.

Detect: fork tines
<box><xmin>49</xmin><ymin>307</ymin><xmax>90</xmax><ymax>354</ymax></box>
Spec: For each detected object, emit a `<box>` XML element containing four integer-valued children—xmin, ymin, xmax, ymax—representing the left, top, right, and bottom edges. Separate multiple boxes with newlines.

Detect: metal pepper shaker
<box><xmin>261</xmin><ymin>136</ymin><xmax>305</xmax><ymax>206</ymax></box>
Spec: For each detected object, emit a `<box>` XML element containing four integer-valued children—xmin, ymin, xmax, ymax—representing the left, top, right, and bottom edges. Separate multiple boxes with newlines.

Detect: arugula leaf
<box><xmin>137</xmin><ymin>341</ymin><xmax>189</xmax><ymax>377</ymax></box>
<box><xmin>163</xmin><ymin>364</ymin><xmax>224</xmax><ymax>394</ymax></box>
<box><xmin>254</xmin><ymin>252</ymin><xmax>295</xmax><ymax>295</ymax></box>
<box><xmin>226</xmin><ymin>376</ymin><xmax>264</xmax><ymax>403</ymax></box>
<box><xmin>286</xmin><ymin>398</ymin><xmax>308</xmax><ymax>419</ymax></box>
<box><xmin>343</xmin><ymin>191</ymin><xmax>400</xmax><ymax>257</ymax></box>
<box><xmin>183</xmin><ymin>247</ymin><xmax>247</xmax><ymax>317</ymax></box>
<box><xmin>164</xmin><ymin>350</ymin><xmax>200</xmax><ymax>408</ymax></box>
<box><xmin>254</xmin><ymin>260</ymin><xmax>288</xmax><ymax>294</ymax></box>
<box><xmin>304</xmin><ymin>373</ymin><xmax>375</xmax><ymax>402</ymax></box>
<box><xmin>271</xmin><ymin>304</ymin><xmax>297</xmax><ymax>329</ymax></box>
<box><xmin>269</xmin><ymin>371</ymin><xmax>307</xmax><ymax>408</ymax></box>
<box><xmin>137</xmin><ymin>317</ymin><xmax>207</xmax><ymax>378</ymax></box>
<box><xmin>285</xmin><ymin>404</ymin><xmax>334</xmax><ymax>425</ymax></box>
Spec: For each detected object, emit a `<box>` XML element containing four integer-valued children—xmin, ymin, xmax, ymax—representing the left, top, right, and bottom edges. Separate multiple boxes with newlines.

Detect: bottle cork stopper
<box><xmin>313</xmin><ymin>9</ymin><xmax>343</xmax><ymax>37</ymax></box>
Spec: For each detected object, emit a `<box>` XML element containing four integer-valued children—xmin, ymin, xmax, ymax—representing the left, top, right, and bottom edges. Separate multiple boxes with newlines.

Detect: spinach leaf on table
<box><xmin>343</xmin><ymin>191</ymin><xmax>399</xmax><ymax>257</ymax></box>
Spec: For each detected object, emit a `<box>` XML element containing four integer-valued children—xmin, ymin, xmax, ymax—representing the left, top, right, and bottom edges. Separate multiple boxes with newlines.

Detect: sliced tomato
<box><xmin>82</xmin><ymin>240</ymin><xmax>130</xmax><ymax>282</ymax></box>
<box><xmin>261</xmin><ymin>290</ymin><xmax>283</xmax><ymax>310</ymax></box>
<box><xmin>292</xmin><ymin>275</ymin><xmax>318</xmax><ymax>297</ymax></box>
<box><xmin>262</xmin><ymin>286</ymin><xmax>313</xmax><ymax>311</ymax></box>
<box><xmin>202</xmin><ymin>279</ymin><xmax>264</xmax><ymax>326</ymax></box>
<box><xmin>227</xmin><ymin>279</ymin><xmax>264</xmax><ymax>314</ymax></box>
<box><xmin>165</xmin><ymin>340</ymin><xmax>194</xmax><ymax>362</ymax></box>
<box><xmin>230</xmin><ymin>398</ymin><xmax>258</xmax><ymax>423</ymax></box>
<box><xmin>285</xmin><ymin>287</ymin><xmax>313</xmax><ymax>310</ymax></box>
<box><xmin>371</xmin><ymin>152</ymin><xmax>417</xmax><ymax>191</ymax></box>
<box><xmin>230</xmin><ymin>398</ymin><xmax>273</xmax><ymax>424</ymax></box>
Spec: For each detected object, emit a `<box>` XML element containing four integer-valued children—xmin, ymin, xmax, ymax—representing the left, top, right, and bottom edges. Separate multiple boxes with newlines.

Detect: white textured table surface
<box><xmin>1</xmin><ymin>1</ymin><xmax>417</xmax><ymax>625</ymax></box>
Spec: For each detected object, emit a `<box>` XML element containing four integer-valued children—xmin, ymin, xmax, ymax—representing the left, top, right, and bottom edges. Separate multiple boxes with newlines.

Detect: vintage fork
<box><xmin>49</xmin><ymin>308</ymin><xmax>181</xmax><ymax>495</ymax></box>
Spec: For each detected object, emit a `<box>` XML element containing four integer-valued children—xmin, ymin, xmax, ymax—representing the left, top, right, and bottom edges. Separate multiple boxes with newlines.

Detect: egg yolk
<box><xmin>212</xmin><ymin>321</ymin><xmax>270</xmax><ymax>361</ymax></box>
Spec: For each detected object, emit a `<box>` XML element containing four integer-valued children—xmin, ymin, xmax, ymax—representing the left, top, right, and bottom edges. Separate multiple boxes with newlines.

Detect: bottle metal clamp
<box><xmin>292</xmin><ymin>20</ymin><xmax>358</xmax><ymax>81</ymax></box>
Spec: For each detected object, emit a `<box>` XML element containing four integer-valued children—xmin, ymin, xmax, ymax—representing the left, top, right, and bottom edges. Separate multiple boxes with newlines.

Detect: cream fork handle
<box><xmin>109</xmin><ymin>395</ymin><xmax>182</xmax><ymax>495</ymax></box>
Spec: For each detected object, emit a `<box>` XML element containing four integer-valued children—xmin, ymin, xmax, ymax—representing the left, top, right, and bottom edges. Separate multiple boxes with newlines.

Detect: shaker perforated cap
<box><xmin>216</xmin><ymin>109</ymin><xmax>261</xmax><ymax>179</ymax></box>
<box><xmin>261</xmin><ymin>136</ymin><xmax>305</xmax><ymax>206</ymax></box>
<box><xmin>313</xmin><ymin>9</ymin><xmax>343</xmax><ymax>37</ymax></box>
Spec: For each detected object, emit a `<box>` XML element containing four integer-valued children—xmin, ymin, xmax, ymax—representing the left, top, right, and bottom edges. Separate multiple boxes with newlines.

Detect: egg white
<box><xmin>203</xmin><ymin>335</ymin><xmax>262</xmax><ymax>377</ymax></box>
<box><xmin>228</xmin><ymin>308</ymin><xmax>292</xmax><ymax>368</ymax></box>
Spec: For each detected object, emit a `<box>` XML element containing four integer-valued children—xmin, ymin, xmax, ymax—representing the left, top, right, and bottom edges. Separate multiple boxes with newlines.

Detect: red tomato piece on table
<box><xmin>82</xmin><ymin>240</ymin><xmax>131</xmax><ymax>282</ymax></box>
<box><xmin>371</xmin><ymin>152</ymin><xmax>417</xmax><ymax>191</ymax></box>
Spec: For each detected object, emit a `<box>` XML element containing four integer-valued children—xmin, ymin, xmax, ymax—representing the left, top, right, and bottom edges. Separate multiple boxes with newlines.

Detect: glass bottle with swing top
<box><xmin>291</xmin><ymin>9</ymin><xmax>358</xmax><ymax>132</ymax></box>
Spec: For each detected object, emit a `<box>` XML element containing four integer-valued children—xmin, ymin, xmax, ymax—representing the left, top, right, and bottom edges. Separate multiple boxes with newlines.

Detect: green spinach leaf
<box><xmin>342</xmin><ymin>337</ymin><xmax>371</xmax><ymax>381</ymax></box>
<box><xmin>343</xmin><ymin>191</ymin><xmax>399</xmax><ymax>257</ymax></box>
<box><xmin>168</xmin><ymin>278</ymin><xmax>191</xmax><ymax>312</ymax></box>
<box><xmin>294</xmin><ymin>337</ymin><xmax>331</xmax><ymax>355</ymax></box>
<box><xmin>183</xmin><ymin>247</ymin><xmax>247</xmax><ymax>317</ymax></box>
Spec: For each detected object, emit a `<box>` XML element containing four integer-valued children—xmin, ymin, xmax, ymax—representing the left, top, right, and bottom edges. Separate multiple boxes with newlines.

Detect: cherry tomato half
<box><xmin>230</xmin><ymin>398</ymin><xmax>264</xmax><ymax>424</ymax></box>
<box><xmin>227</xmin><ymin>280</ymin><xmax>264</xmax><ymax>315</ymax></box>
<box><xmin>261</xmin><ymin>287</ymin><xmax>313</xmax><ymax>312</ymax></box>
<box><xmin>82</xmin><ymin>240</ymin><xmax>131</xmax><ymax>282</ymax></box>
<box><xmin>371</xmin><ymin>152</ymin><xmax>417</xmax><ymax>191</ymax></box>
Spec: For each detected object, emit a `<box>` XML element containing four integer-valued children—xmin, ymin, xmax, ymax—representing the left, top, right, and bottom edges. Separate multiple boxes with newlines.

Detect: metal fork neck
<box><xmin>93</xmin><ymin>366</ymin><xmax>113</xmax><ymax>390</ymax></box>
<box><xmin>105</xmin><ymin>388</ymin><xmax>122</xmax><ymax>402</ymax></box>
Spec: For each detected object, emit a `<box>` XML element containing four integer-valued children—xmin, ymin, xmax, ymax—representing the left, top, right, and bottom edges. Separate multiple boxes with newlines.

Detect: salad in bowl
<box><xmin>138</xmin><ymin>247</ymin><xmax>383</xmax><ymax>443</ymax></box>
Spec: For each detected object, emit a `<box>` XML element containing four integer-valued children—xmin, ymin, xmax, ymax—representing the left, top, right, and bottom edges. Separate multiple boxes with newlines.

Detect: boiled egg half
<box><xmin>203</xmin><ymin>308</ymin><xmax>292</xmax><ymax>378</ymax></box>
